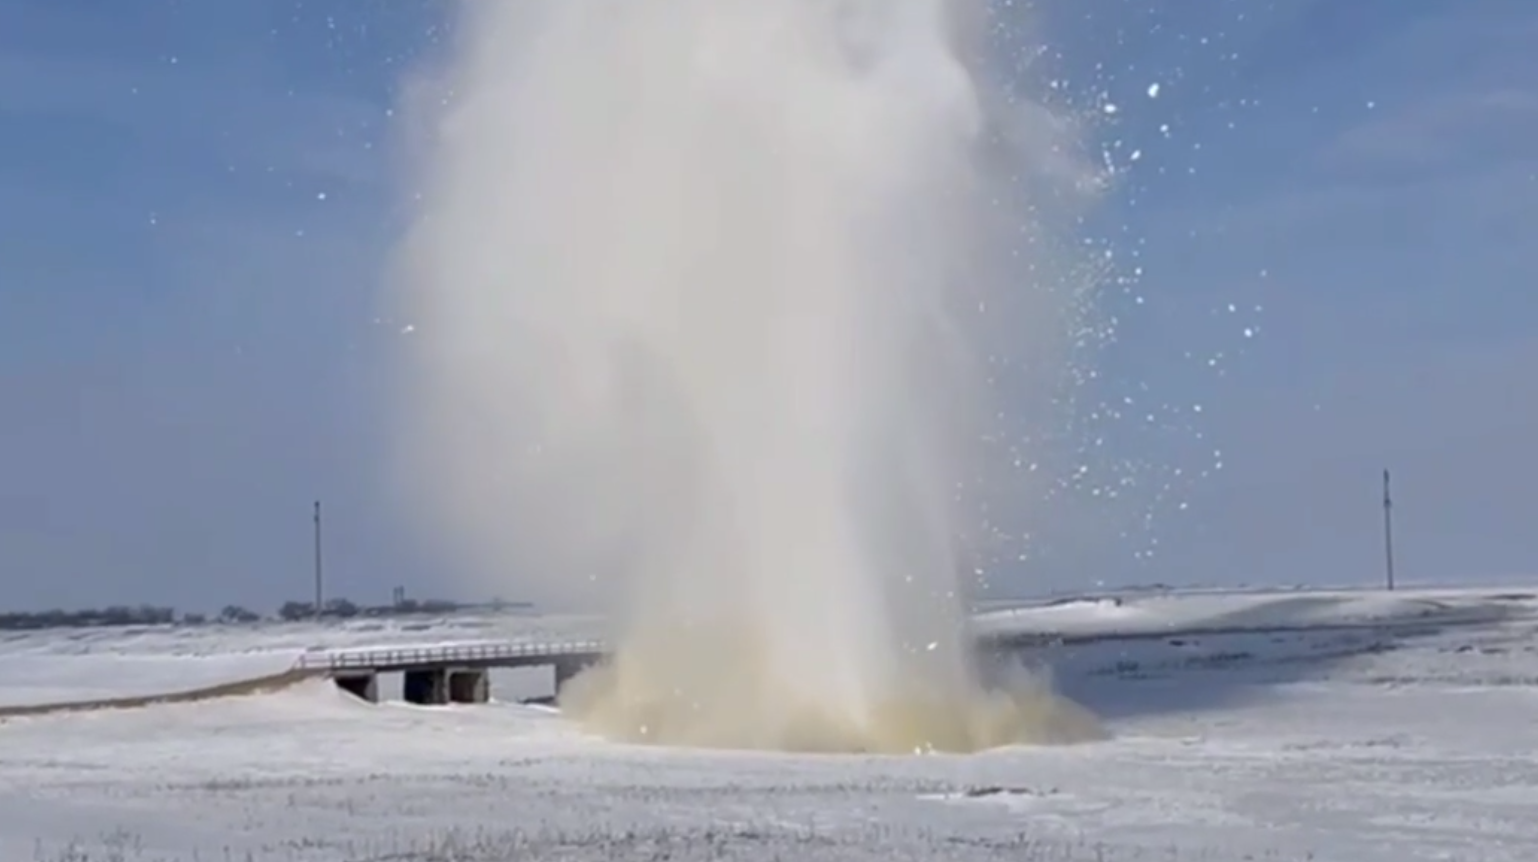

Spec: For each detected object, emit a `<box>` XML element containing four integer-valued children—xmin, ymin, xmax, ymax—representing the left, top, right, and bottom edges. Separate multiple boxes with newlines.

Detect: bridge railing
<box><xmin>295</xmin><ymin>638</ymin><xmax>608</xmax><ymax>672</ymax></box>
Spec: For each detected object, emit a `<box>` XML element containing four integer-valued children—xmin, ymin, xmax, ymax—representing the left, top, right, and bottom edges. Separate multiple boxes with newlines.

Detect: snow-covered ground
<box><xmin>0</xmin><ymin>612</ymin><xmax>603</xmax><ymax>708</ymax></box>
<box><xmin>0</xmin><ymin>609</ymin><xmax>602</xmax><ymax>663</ymax></box>
<box><xmin>974</xmin><ymin>586</ymin><xmax>1528</xmax><ymax>638</ymax></box>
<box><xmin>1</xmin><ymin>586</ymin><xmax>1535</xmax><ymax>860</ymax></box>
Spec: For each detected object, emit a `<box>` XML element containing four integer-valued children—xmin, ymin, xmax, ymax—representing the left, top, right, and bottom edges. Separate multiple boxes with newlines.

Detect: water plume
<box><xmin>391</xmin><ymin>0</ymin><xmax>1105</xmax><ymax>753</ymax></box>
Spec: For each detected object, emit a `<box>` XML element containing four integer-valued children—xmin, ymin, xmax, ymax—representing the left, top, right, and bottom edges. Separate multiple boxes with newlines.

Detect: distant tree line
<box><xmin>0</xmin><ymin>595</ymin><xmax>532</xmax><ymax>632</ymax></box>
<box><xmin>0</xmin><ymin>604</ymin><xmax>177</xmax><ymax>631</ymax></box>
<box><xmin>272</xmin><ymin>596</ymin><xmax>526</xmax><ymax>622</ymax></box>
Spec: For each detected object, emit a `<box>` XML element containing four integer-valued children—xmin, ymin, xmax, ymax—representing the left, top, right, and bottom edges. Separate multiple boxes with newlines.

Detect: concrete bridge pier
<box><xmin>553</xmin><ymin>655</ymin><xmax>599</xmax><ymax>698</ymax></box>
<box><xmin>448</xmin><ymin>668</ymin><xmax>489</xmax><ymax>704</ymax></box>
<box><xmin>403</xmin><ymin>668</ymin><xmax>449</xmax><ymax>705</ymax></box>
<box><xmin>334</xmin><ymin>672</ymin><xmax>379</xmax><ymax>703</ymax></box>
<box><xmin>402</xmin><ymin>667</ymin><xmax>490</xmax><ymax>705</ymax></box>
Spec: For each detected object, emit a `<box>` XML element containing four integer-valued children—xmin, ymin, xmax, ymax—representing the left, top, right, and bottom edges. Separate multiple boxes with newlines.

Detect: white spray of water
<box><xmin>391</xmin><ymin>0</ymin><xmax>1105</xmax><ymax>753</ymax></box>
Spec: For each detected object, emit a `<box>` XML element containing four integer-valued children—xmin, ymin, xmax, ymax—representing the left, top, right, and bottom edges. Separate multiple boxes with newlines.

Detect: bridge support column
<box><xmin>333</xmin><ymin>672</ymin><xmax>378</xmax><ymax>703</ymax></box>
<box><xmin>553</xmin><ymin>656</ymin><xmax>598</xmax><ymax>698</ymax></box>
<box><xmin>448</xmin><ymin>668</ymin><xmax>489</xmax><ymax>704</ymax></box>
<box><xmin>403</xmin><ymin>668</ymin><xmax>450</xmax><ymax>705</ymax></box>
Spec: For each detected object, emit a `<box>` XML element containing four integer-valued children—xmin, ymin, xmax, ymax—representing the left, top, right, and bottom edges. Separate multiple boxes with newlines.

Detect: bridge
<box><xmin>297</xmin><ymin>625</ymin><xmax>1272</xmax><ymax>706</ymax></box>
<box><xmin>297</xmin><ymin>631</ymin><xmax>1079</xmax><ymax>705</ymax></box>
<box><xmin>296</xmin><ymin>639</ymin><xmax>606</xmax><ymax>705</ymax></box>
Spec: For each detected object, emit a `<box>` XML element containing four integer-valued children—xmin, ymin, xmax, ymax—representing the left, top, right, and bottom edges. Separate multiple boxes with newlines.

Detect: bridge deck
<box><xmin>295</xmin><ymin>639</ymin><xmax>607</xmax><ymax>674</ymax></box>
<box><xmin>294</xmin><ymin>632</ymin><xmax>1089</xmax><ymax>675</ymax></box>
<box><xmin>294</xmin><ymin>632</ymin><xmax>1054</xmax><ymax>676</ymax></box>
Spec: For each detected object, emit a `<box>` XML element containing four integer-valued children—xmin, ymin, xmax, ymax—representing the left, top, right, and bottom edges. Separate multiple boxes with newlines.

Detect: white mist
<box><xmin>391</xmin><ymin>0</ymin><xmax>1102</xmax><ymax>752</ymax></box>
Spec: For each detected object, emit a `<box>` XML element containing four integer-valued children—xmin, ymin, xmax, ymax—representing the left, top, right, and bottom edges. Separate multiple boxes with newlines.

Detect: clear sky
<box><xmin>2</xmin><ymin>0</ymin><xmax>1534</xmax><ymax>613</ymax></box>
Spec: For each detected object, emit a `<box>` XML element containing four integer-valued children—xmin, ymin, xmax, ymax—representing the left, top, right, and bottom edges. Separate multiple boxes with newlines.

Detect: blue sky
<box><xmin>1</xmin><ymin>0</ymin><xmax>1534</xmax><ymax>612</ymax></box>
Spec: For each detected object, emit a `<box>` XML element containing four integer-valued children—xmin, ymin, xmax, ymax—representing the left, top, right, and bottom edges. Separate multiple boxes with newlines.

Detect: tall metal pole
<box><xmin>1382</xmin><ymin>470</ymin><xmax>1396</xmax><ymax>591</ymax></box>
<box><xmin>313</xmin><ymin>500</ymin><xmax>324</xmax><ymax>618</ymax></box>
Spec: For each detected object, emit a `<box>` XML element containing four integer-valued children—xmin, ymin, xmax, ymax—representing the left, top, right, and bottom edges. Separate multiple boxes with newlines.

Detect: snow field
<box><xmin>1</xmin><ymin>587</ymin><xmax>1534</xmax><ymax>861</ymax></box>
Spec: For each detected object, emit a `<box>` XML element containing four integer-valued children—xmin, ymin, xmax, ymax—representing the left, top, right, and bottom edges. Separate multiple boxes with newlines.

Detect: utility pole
<box><xmin>313</xmin><ymin>500</ymin><xmax>325</xmax><ymax>619</ymax></box>
<box><xmin>1382</xmin><ymin>470</ymin><xmax>1396</xmax><ymax>591</ymax></box>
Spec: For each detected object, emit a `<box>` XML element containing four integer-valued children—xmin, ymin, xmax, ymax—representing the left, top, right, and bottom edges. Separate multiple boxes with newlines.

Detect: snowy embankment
<box><xmin>973</xmin><ymin>586</ymin><xmax>1533</xmax><ymax>641</ymax></box>
<box><xmin>0</xmin><ymin>652</ymin><xmax>303</xmax><ymax>709</ymax></box>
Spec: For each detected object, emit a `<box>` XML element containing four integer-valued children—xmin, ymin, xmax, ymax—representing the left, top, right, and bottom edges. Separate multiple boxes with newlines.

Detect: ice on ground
<box><xmin>0</xmin><ymin>587</ymin><xmax>1535</xmax><ymax>861</ymax></box>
